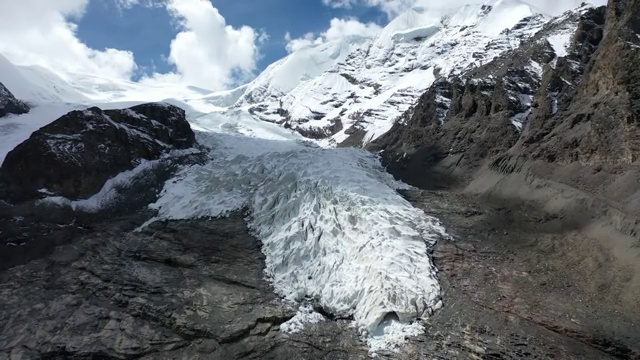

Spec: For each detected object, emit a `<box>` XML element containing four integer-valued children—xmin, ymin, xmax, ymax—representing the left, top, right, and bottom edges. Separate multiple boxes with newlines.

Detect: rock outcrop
<box><xmin>372</xmin><ymin>5</ymin><xmax>605</xmax><ymax>186</ymax></box>
<box><xmin>0</xmin><ymin>103</ymin><xmax>197</xmax><ymax>203</ymax></box>
<box><xmin>0</xmin><ymin>81</ymin><xmax>29</xmax><ymax>118</ymax></box>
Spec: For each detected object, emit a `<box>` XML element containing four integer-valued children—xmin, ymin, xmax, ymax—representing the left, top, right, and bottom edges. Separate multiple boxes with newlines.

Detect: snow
<box><xmin>366</xmin><ymin>320</ymin><xmax>425</xmax><ymax>354</ymax></box>
<box><xmin>242</xmin><ymin>0</ymin><xmax>556</xmax><ymax>145</ymax></box>
<box><xmin>0</xmin><ymin>104</ymin><xmax>78</xmax><ymax>164</ymax></box>
<box><xmin>280</xmin><ymin>304</ymin><xmax>326</xmax><ymax>334</ymax></box>
<box><xmin>547</xmin><ymin>32</ymin><xmax>572</xmax><ymax>57</ymax></box>
<box><xmin>478</xmin><ymin>0</ymin><xmax>540</xmax><ymax>36</ymax></box>
<box><xmin>199</xmin><ymin>84</ymin><xmax>247</xmax><ymax>108</ymax></box>
<box><xmin>37</xmin><ymin>159</ymin><xmax>161</xmax><ymax>212</ymax></box>
<box><xmin>238</xmin><ymin>36</ymin><xmax>369</xmax><ymax>106</ymax></box>
<box><xmin>0</xmin><ymin>54</ymin><xmax>88</xmax><ymax>104</ymax></box>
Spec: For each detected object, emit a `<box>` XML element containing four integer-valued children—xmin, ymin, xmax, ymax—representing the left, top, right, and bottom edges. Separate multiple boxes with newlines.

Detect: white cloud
<box><xmin>0</xmin><ymin>0</ymin><xmax>137</xmax><ymax>79</ymax></box>
<box><xmin>285</xmin><ymin>17</ymin><xmax>382</xmax><ymax>53</ymax></box>
<box><xmin>142</xmin><ymin>0</ymin><xmax>264</xmax><ymax>91</ymax></box>
<box><xmin>322</xmin><ymin>0</ymin><xmax>607</xmax><ymax>18</ymax></box>
<box><xmin>322</xmin><ymin>0</ymin><xmax>416</xmax><ymax>18</ymax></box>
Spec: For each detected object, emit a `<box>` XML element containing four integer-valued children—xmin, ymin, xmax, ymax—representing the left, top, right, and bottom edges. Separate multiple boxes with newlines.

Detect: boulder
<box><xmin>0</xmin><ymin>81</ymin><xmax>29</xmax><ymax>118</ymax></box>
<box><xmin>0</xmin><ymin>103</ymin><xmax>197</xmax><ymax>203</ymax></box>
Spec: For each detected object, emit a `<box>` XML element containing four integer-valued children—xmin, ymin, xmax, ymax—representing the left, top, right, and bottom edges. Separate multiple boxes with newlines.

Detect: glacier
<box><xmin>148</xmin><ymin>116</ymin><xmax>449</xmax><ymax>336</ymax></box>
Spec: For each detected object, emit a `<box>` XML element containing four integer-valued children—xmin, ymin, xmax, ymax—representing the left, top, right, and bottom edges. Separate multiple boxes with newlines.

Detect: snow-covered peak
<box><xmin>477</xmin><ymin>0</ymin><xmax>544</xmax><ymax>35</ymax></box>
<box><xmin>241</xmin><ymin>0</ymin><xmax>571</xmax><ymax>146</ymax></box>
<box><xmin>0</xmin><ymin>52</ymin><xmax>222</xmax><ymax>107</ymax></box>
<box><xmin>0</xmin><ymin>54</ymin><xmax>89</xmax><ymax>104</ymax></box>
<box><xmin>373</xmin><ymin>6</ymin><xmax>444</xmax><ymax>47</ymax></box>
<box><xmin>236</xmin><ymin>36</ymin><xmax>370</xmax><ymax>106</ymax></box>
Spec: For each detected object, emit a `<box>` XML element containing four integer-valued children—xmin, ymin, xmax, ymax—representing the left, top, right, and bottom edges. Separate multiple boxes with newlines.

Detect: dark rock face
<box><xmin>0</xmin><ymin>81</ymin><xmax>29</xmax><ymax>118</ymax></box>
<box><xmin>515</xmin><ymin>1</ymin><xmax>639</xmax><ymax>166</ymax></box>
<box><xmin>0</xmin><ymin>150</ymin><xmax>206</xmax><ymax>271</ymax></box>
<box><xmin>0</xmin><ymin>103</ymin><xmax>196</xmax><ymax>203</ymax></box>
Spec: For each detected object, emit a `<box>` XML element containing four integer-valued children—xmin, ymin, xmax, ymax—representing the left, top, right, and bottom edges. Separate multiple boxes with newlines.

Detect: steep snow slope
<box><xmin>0</xmin><ymin>54</ymin><xmax>89</xmax><ymax>104</ymax></box>
<box><xmin>0</xmin><ymin>54</ymin><xmax>212</xmax><ymax>106</ymax></box>
<box><xmin>241</xmin><ymin>0</ymin><xmax>594</xmax><ymax>146</ymax></box>
<box><xmin>199</xmin><ymin>84</ymin><xmax>248</xmax><ymax>108</ymax></box>
<box><xmin>237</xmin><ymin>36</ymin><xmax>370</xmax><ymax>105</ymax></box>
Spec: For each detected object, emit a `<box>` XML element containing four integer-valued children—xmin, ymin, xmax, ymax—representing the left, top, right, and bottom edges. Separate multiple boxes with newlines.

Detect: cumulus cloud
<box><xmin>0</xmin><ymin>0</ymin><xmax>137</xmax><ymax>79</ymax></box>
<box><xmin>142</xmin><ymin>0</ymin><xmax>265</xmax><ymax>90</ymax></box>
<box><xmin>0</xmin><ymin>0</ymin><xmax>265</xmax><ymax>90</ymax></box>
<box><xmin>285</xmin><ymin>17</ymin><xmax>382</xmax><ymax>53</ymax></box>
<box><xmin>322</xmin><ymin>0</ymin><xmax>607</xmax><ymax>18</ymax></box>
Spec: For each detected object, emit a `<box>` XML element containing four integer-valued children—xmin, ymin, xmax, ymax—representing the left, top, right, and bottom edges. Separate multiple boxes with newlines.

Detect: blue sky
<box><xmin>77</xmin><ymin>0</ymin><xmax>387</xmax><ymax>80</ymax></box>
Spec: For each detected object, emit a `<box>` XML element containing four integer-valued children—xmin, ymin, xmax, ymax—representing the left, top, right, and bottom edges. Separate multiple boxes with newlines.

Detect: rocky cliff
<box><xmin>0</xmin><ymin>81</ymin><xmax>29</xmax><ymax>118</ymax></box>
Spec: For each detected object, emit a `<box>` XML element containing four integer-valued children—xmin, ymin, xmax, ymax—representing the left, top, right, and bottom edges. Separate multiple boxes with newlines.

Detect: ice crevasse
<box><xmin>149</xmin><ymin>127</ymin><xmax>449</xmax><ymax>335</ymax></box>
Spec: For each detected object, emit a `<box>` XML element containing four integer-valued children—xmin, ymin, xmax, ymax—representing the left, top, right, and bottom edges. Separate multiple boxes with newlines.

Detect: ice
<box><xmin>280</xmin><ymin>304</ymin><xmax>326</xmax><ymax>334</ymax></box>
<box><xmin>148</xmin><ymin>111</ymin><xmax>448</xmax><ymax>338</ymax></box>
<box><xmin>366</xmin><ymin>320</ymin><xmax>424</xmax><ymax>355</ymax></box>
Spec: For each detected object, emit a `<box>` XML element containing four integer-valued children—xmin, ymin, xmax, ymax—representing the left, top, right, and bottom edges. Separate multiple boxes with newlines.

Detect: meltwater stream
<box><xmin>148</xmin><ymin>111</ymin><xmax>449</xmax><ymax>350</ymax></box>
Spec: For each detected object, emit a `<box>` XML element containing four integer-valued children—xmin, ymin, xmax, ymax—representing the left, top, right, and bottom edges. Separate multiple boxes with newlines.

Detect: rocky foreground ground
<box><xmin>2</xmin><ymin>185</ymin><xmax>638</xmax><ymax>359</ymax></box>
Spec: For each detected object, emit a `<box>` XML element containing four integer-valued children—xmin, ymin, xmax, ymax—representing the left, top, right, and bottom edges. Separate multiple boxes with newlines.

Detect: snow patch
<box><xmin>366</xmin><ymin>320</ymin><xmax>424</xmax><ymax>355</ymax></box>
<box><xmin>547</xmin><ymin>32</ymin><xmax>572</xmax><ymax>57</ymax></box>
<box><xmin>280</xmin><ymin>304</ymin><xmax>325</xmax><ymax>334</ymax></box>
<box><xmin>37</xmin><ymin>149</ymin><xmax>199</xmax><ymax>212</ymax></box>
<box><xmin>37</xmin><ymin>159</ymin><xmax>161</xmax><ymax>212</ymax></box>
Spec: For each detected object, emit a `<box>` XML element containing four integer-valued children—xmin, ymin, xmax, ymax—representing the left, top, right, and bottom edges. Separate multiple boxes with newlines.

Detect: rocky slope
<box><xmin>373</xmin><ymin>1</ymin><xmax>640</xmax><ymax>358</ymax></box>
<box><xmin>372</xmin><ymin>4</ymin><xmax>605</xmax><ymax>186</ymax></box>
<box><xmin>0</xmin><ymin>213</ymin><xmax>374</xmax><ymax>360</ymax></box>
<box><xmin>0</xmin><ymin>81</ymin><xmax>28</xmax><ymax>118</ymax></box>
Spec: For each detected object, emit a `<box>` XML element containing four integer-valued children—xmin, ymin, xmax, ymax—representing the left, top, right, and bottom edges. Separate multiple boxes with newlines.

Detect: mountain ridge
<box><xmin>230</xmin><ymin>1</ymin><xmax>594</xmax><ymax>147</ymax></box>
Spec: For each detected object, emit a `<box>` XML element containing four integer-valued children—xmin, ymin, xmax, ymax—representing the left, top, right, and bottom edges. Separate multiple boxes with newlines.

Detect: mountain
<box><xmin>0</xmin><ymin>54</ymin><xmax>216</xmax><ymax>106</ymax></box>
<box><xmin>372</xmin><ymin>3</ymin><xmax>599</xmax><ymax>185</ymax></box>
<box><xmin>233</xmin><ymin>0</ymin><xmax>561</xmax><ymax>145</ymax></box>
<box><xmin>237</xmin><ymin>36</ymin><xmax>370</xmax><ymax>106</ymax></box>
<box><xmin>1</xmin><ymin>0</ymin><xmax>640</xmax><ymax>359</ymax></box>
<box><xmin>0</xmin><ymin>54</ymin><xmax>90</xmax><ymax>104</ymax></box>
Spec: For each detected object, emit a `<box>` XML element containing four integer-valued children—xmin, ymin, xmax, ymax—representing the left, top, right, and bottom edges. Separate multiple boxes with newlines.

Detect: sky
<box><xmin>0</xmin><ymin>0</ymin><xmax>604</xmax><ymax>92</ymax></box>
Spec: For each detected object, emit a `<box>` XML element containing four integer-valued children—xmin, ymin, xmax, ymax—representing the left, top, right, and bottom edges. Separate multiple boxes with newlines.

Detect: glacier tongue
<box><xmin>149</xmin><ymin>119</ymin><xmax>447</xmax><ymax>336</ymax></box>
